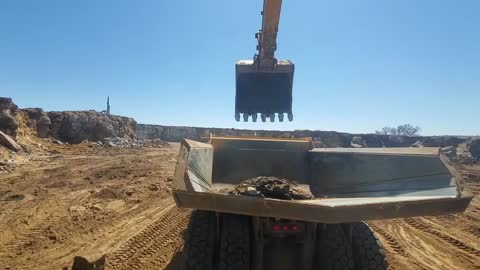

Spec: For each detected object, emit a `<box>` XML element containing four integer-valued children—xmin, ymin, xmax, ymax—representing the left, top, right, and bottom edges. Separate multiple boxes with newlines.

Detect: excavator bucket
<box><xmin>235</xmin><ymin>60</ymin><xmax>294</xmax><ymax>122</ymax></box>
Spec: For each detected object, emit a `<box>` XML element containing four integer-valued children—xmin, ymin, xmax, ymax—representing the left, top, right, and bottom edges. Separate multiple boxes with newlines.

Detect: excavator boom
<box><xmin>235</xmin><ymin>0</ymin><xmax>294</xmax><ymax>122</ymax></box>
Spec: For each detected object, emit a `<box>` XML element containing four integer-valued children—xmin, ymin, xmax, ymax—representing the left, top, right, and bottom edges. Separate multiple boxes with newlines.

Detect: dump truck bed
<box><xmin>173</xmin><ymin>137</ymin><xmax>472</xmax><ymax>224</ymax></box>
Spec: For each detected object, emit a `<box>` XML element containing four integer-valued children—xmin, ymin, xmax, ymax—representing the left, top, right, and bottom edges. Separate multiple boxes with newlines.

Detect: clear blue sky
<box><xmin>1</xmin><ymin>0</ymin><xmax>479</xmax><ymax>135</ymax></box>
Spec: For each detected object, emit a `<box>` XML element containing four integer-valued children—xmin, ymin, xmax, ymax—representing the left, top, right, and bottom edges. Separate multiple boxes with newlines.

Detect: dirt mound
<box><xmin>228</xmin><ymin>176</ymin><xmax>314</xmax><ymax>200</ymax></box>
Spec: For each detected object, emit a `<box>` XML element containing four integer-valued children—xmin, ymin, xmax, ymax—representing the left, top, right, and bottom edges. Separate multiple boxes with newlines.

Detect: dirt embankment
<box><xmin>27</xmin><ymin>109</ymin><xmax>137</xmax><ymax>144</ymax></box>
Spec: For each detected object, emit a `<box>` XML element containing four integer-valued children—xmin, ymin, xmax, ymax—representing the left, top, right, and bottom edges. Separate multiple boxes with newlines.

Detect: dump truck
<box><xmin>173</xmin><ymin>136</ymin><xmax>473</xmax><ymax>270</ymax></box>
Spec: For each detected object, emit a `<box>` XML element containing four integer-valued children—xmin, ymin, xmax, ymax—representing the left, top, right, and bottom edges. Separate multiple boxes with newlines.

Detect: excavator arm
<box><xmin>235</xmin><ymin>0</ymin><xmax>294</xmax><ymax>122</ymax></box>
<box><xmin>256</xmin><ymin>0</ymin><xmax>282</xmax><ymax>69</ymax></box>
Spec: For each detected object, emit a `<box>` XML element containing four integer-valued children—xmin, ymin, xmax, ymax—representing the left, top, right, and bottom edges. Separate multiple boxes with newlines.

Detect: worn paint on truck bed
<box><xmin>173</xmin><ymin>136</ymin><xmax>473</xmax><ymax>223</ymax></box>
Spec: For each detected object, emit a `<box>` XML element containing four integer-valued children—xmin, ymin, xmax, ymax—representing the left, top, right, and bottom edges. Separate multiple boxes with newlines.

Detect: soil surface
<box><xmin>1</xmin><ymin>142</ymin><xmax>479</xmax><ymax>270</ymax></box>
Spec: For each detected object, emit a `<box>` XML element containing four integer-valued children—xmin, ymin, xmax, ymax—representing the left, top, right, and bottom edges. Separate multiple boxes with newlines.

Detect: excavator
<box><xmin>235</xmin><ymin>0</ymin><xmax>294</xmax><ymax>122</ymax></box>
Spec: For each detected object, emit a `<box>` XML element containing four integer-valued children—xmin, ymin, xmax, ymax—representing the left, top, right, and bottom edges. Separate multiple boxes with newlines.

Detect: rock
<box><xmin>37</xmin><ymin>115</ymin><xmax>51</xmax><ymax>138</ymax></box>
<box><xmin>0</xmin><ymin>130</ymin><xmax>22</xmax><ymax>152</ymax></box>
<box><xmin>0</xmin><ymin>97</ymin><xmax>19</xmax><ymax>137</ymax></box>
<box><xmin>440</xmin><ymin>146</ymin><xmax>456</xmax><ymax>159</ymax></box>
<box><xmin>20</xmin><ymin>108</ymin><xmax>52</xmax><ymax>138</ymax></box>
<box><xmin>350</xmin><ymin>136</ymin><xmax>367</xmax><ymax>148</ymax></box>
<box><xmin>52</xmin><ymin>139</ymin><xmax>64</xmax><ymax>145</ymax></box>
<box><xmin>313</xmin><ymin>138</ymin><xmax>326</xmax><ymax>148</ymax></box>
<box><xmin>411</xmin><ymin>141</ymin><xmax>424</xmax><ymax>148</ymax></box>
<box><xmin>245</xmin><ymin>186</ymin><xmax>259</xmax><ymax>196</ymax></box>
<box><xmin>456</xmin><ymin>139</ymin><xmax>480</xmax><ymax>164</ymax></box>
<box><xmin>469</xmin><ymin>139</ymin><xmax>480</xmax><ymax>160</ymax></box>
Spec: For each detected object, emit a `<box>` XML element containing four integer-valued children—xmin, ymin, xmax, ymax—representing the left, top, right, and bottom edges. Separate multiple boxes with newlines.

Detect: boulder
<box><xmin>411</xmin><ymin>141</ymin><xmax>424</xmax><ymax>148</ymax></box>
<box><xmin>21</xmin><ymin>108</ymin><xmax>52</xmax><ymax>138</ymax></box>
<box><xmin>0</xmin><ymin>130</ymin><xmax>22</xmax><ymax>152</ymax></box>
<box><xmin>37</xmin><ymin>115</ymin><xmax>51</xmax><ymax>138</ymax></box>
<box><xmin>351</xmin><ymin>136</ymin><xmax>367</xmax><ymax>148</ymax></box>
<box><xmin>0</xmin><ymin>97</ymin><xmax>19</xmax><ymax>137</ymax></box>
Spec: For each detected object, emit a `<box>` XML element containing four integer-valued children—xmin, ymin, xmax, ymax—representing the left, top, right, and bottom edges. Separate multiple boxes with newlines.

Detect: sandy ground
<box><xmin>0</xmin><ymin>142</ymin><xmax>479</xmax><ymax>270</ymax></box>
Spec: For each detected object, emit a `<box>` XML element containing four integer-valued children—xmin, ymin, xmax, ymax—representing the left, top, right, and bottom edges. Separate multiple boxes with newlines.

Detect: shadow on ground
<box><xmin>165</xmin><ymin>249</ymin><xmax>185</xmax><ymax>270</ymax></box>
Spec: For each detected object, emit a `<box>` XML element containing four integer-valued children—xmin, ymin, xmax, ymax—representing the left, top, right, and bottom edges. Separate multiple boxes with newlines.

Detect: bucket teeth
<box><xmin>235</xmin><ymin>112</ymin><xmax>290</xmax><ymax>122</ymax></box>
<box><xmin>288</xmin><ymin>112</ymin><xmax>293</xmax><ymax>121</ymax></box>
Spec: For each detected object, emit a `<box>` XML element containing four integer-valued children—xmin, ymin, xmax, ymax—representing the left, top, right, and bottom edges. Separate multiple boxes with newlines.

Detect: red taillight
<box><xmin>271</xmin><ymin>223</ymin><xmax>301</xmax><ymax>232</ymax></box>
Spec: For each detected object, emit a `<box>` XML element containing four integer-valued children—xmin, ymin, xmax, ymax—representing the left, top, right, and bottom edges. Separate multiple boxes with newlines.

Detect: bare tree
<box><xmin>376</xmin><ymin>124</ymin><xmax>421</xmax><ymax>136</ymax></box>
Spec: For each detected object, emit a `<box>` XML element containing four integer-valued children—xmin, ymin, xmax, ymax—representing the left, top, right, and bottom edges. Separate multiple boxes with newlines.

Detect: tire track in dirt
<box><xmin>140</xmin><ymin>212</ymin><xmax>190</xmax><ymax>270</ymax></box>
<box><xmin>403</xmin><ymin>218</ymin><xmax>480</xmax><ymax>257</ymax></box>
<box><xmin>107</xmin><ymin>206</ymin><xmax>191</xmax><ymax>270</ymax></box>
<box><xmin>464</xmin><ymin>226</ymin><xmax>480</xmax><ymax>238</ymax></box>
<box><xmin>369</xmin><ymin>224</ymin><xmax>408</xmax><ymax>257</ymax></box>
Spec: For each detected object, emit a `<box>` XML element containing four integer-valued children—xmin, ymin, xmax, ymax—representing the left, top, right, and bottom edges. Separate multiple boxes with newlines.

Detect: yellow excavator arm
<box><xmin>235</xmin><ymin>0</ymin><xmax>294</xmax><ymax>122</ymax></box>
<box><xmin>256</xmin><ymin>0</ymin><xmax>282</xmax><ymax>69</ymax></box>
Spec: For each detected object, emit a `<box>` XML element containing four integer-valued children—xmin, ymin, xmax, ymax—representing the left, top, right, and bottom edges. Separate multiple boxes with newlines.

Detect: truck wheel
<box><xmin>218</xmin><ymin>214</ymin><xmax>251</xmax><ymax>270</ymax></box>
<box><xmin>184</xmin><ymin>210</ymin><xmax>217</xmax><ymax>270</ymax></box>
<box><xmin>352</xmin><ymin>222</ymin><xmax>388</xmax><ymax>270</ymax></box>
<box><xmin>316</xmin><ymin>224</ymin><xmax>354</xmax><ymax>270</ymax></box>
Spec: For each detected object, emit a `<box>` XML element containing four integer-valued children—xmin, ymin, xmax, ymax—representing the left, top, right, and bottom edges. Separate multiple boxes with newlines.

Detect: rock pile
<box><xmin>48</xmin><ymin>111</ymin><xmax>137</xmax><ymax>144</ymax></box>
<box><xmin>455</xmin><ymin>139</ymin><xmax>480</xmax><ymax>164</ymax></box>
<box><xmin>227</xmin><ymin>176</ymin><xmax>314</xmax><ymax>200</ymax></box>
<box><xmin>100</xmin><ymin>137</ymin><xmax>169</xmax><ymax>148</ymax></box>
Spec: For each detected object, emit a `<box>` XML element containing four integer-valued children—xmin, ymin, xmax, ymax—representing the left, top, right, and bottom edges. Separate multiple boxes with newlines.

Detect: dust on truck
<box><xmin>173</xmin><ymin>136</ymin><xmax>473</xmax><ymax>270</ymax></box>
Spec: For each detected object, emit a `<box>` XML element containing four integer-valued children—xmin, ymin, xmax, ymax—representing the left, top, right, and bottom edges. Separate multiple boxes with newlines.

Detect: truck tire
<box><xmin>184</xmin><ymin>210</ymin><xmax>217</xmax><ymax>270</ymax></box>
<box><xmin>316</xmin><ymin>224</ymin><xmax>354</xmax><ymax>270</ymax></box>
<box><xmin>218</xmin><ymin>214</ymin><xmax>251</xmax><ymax>270</ymax></box>
<box><xmin>352</xmin><ymin>222</ymin><xmax>388</xmax><ymax>270</ymax></box>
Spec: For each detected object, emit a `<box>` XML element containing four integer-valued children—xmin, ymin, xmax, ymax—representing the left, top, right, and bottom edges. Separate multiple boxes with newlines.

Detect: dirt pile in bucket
<box><xmin>228</xmin><ymin>176</ymin><xmax>314</xmax><ymax>200</ymax></box>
